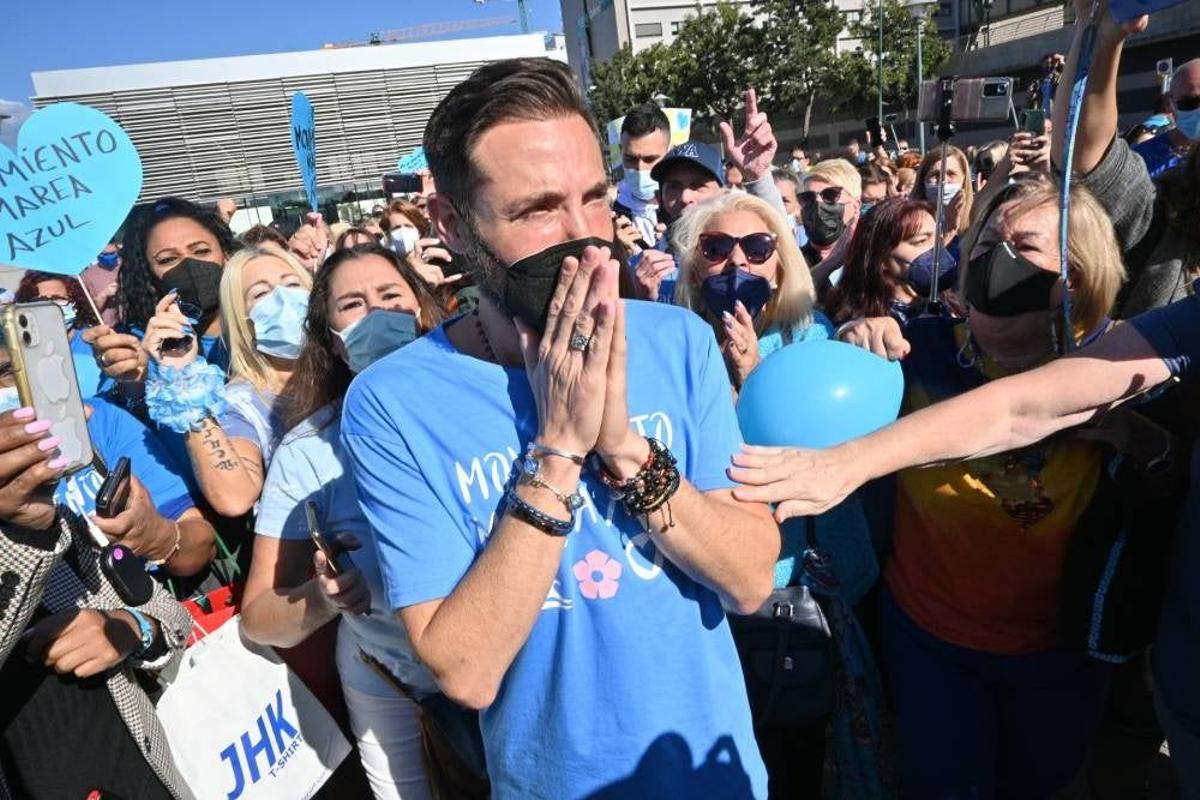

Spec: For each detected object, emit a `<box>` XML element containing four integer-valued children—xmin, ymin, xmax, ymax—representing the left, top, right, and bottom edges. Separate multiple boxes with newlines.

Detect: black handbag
<box><xmin>728</xmin><ymin>517</ymin><xmax>834</xmax><ymax>729</ymax></box>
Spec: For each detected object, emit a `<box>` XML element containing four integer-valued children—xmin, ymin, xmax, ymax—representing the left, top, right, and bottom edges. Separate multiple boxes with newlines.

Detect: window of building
<box><xmin>670</xmin><ymin>21</ymin><xmax>683</xmax><ymax>34</ymax></box>
<box><xmin>634</xmin><ymin>22</ymin><xmax>663</xmax><ymax>37</ymax></box>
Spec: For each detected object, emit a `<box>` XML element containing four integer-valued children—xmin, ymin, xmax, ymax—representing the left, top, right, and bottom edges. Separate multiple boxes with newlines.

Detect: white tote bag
<box><xmin>156</xmin><ymin>615</ymin><xmax>351</xmax><ymax>800</ymax></box>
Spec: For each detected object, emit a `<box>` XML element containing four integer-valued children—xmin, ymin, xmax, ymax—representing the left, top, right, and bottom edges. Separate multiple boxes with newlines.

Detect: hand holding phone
<box><xmin>96</xmin><ymin>456</ymin><xmax>131</xmax><ymax>519</ymax></box>
<box><xmin>307</xmin><ymin>500</ymin><xmax>356</xmax><ymax>576</ymax></box>
<box><xmin>1</xmin><ymin>303</ymin><xmax>94</xmax><ymax>474</ymax></box>
<box><xmin>143</xmin><ymin>291</ymin><xmax>199</xmax><ymax>369</ymax></box>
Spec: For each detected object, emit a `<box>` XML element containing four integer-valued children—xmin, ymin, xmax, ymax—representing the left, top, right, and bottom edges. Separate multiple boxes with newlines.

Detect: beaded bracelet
<box><xmin>594</xmin><ymin>437</ymin><xmax>681</xmax><ymax>522</ymax></box>
<box><xmin>145</xmin><ymin>359</ymin><xmax>228</xmax><ymax>434</ymax></box>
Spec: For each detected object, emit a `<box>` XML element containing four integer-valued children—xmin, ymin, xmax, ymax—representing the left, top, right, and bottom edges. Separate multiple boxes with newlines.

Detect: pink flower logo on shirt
<box><xmin>572</xmin><ymin>549</ymin><xmax>622</xmax><ymax>600</ymax></box>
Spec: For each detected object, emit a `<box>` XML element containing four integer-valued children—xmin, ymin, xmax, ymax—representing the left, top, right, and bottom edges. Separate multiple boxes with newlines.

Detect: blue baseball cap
<box><xmin>650</xmin><ymin>141</ymin><xmax>726</xmax><ymax>187</ymax></box>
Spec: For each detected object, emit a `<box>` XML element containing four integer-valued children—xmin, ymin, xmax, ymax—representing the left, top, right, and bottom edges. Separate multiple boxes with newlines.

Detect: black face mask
<box><xmin>964</xmin><ymin>242</ymin><xmax>1059</xmax><ymax>317</ymax></box>
<box><xmin>802</xmin><ymin>201</ymin><xmax>846</xmax><ymax>247</ymax></box>
<box><xmin>504</xmin><ymin>237</ymin><xmax>614</xmax><ymax>334</ymax></box>
<box><xmin>159</xmin><ymin>257</ymin><xmax>223</xmax><ymax>320</ymax></box>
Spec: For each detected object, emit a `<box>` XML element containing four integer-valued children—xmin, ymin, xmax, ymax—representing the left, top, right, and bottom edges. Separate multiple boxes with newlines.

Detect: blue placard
<box><xmin>0</xmin><ymin>103</ymin><xmax>143</xmax><ymax>275</ymax></box>
<box><xmin>290</xmin><ymin>92</ymin><xmax>318</xmax><ymax>212</ymax></box>
<box><xmin>397</xmin><ymin>146</ymin><xmax>427</xmax><ymax>174</ymax></box>
<box><xmin>1109</xmin><ymin>0</ymin><xmax>1185</xmax><ymax>21</ymax></box>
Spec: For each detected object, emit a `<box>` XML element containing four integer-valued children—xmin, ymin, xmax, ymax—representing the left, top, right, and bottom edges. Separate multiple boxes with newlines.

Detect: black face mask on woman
<box><xmin>159</xmin><ymin>257</ymin><xmax>223</xmax><ymax>320</ymax></box>
<box><xmin>504</xmin><ymin>237</ymin><xmax>614</xmax><ymax>334</ymax></box>
<box><xmin>801</xmin><ymin>201</ymin><xmax>846</xmax><ymax>247</ymax></box>
<box><xmin>964</xmin><ymin>241</ymin><xmax>1059</xmax><ymax>317</ymax></box>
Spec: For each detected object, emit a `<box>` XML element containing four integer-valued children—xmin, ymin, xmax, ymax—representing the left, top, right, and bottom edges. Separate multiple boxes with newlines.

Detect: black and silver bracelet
<box><xmin>504</xmin><ymin>488</ymin><xmax>575</xmax><ymax>536</ymax></box>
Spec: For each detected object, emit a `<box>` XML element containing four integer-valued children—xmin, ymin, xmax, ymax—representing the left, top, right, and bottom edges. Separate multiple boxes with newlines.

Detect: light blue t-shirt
<box><xmin>342</xmin><ymin>301</ymin><xmax>767</xmax><ymax>800</ymax></box>
<box><xmin>256</xmin><ymin>406</ymin><xmax>438</xmax><ymax>697</ymax></box>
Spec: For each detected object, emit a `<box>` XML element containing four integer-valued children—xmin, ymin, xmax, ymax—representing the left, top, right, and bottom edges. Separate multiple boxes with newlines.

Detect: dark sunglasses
<box><xmin>698</xmin><ymin>232</ymin><xmax>777</xmax><ymax>265</ymax></box>
<box><xmin>1177</xmin><ymin>95</ymin><xmax>1200</xmax><ymax>112</ymax></box>
<box><xmin>798</xmin><ymin>187</ymin><xmax>845</xmax><ymax>206</ymax></box>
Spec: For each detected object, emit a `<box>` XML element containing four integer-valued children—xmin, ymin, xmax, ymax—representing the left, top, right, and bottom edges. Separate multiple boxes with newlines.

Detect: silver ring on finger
<box><xmin>568</xmin><ymin>332</ymin><xmax>592</xmax><ymax>352</ymax></box>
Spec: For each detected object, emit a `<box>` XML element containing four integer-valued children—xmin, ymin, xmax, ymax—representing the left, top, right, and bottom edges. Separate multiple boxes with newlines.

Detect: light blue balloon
<box><xmin>291</xmin><ymin>91</ymin><xmax>318</xmax><ymax>212</ymax></box>
<box><xmin>737</xmin><ymin>339</ymin><xmax>905</xmax><ymax>449</ymax></box>
<box><xmin>0</xmin><ymin>103</ymin><xmax>143</xmax><ymax>275</ymax></box>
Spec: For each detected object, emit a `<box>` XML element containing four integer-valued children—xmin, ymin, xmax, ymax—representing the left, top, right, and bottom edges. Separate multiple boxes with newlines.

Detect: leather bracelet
<box><xmin>504</xmin><ymin>488</ymin><xmax>574</xmax><ymax>536</ymax></box>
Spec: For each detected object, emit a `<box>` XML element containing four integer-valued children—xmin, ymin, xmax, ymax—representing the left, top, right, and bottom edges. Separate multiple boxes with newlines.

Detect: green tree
<box><xmin>669</xmin><ymin>2</ymin><xmax>764</xmax><ymax>127</ymax></box>
<box><xmin>849</xmin><ymin>0</ymin><xmax>952</xmax><ymax>115</ymax></box>
<box><xmin>752</xmin><ymin>0</ymin><xmax>862</xmax><ymax>140</ymax></box>
<box><xmin>587</xmin><ymin>43</ymin><xmax>679</xmax><ymax>125</ymax></box>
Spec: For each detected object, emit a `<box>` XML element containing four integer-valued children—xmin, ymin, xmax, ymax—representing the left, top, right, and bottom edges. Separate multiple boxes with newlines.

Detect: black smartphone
<box><xmin>1021</xmin><ymin>108</ymin><xmax>1046</xmax><ymax>135</ymax></box>
<box><xmin>383</xmin><ymin>173</ymin><xmax>424</xmax><ymax>195</ymax></box>
<box><xmin>101</xmin><ymin>543</ymin><xmax>154</xmax><ymax>605</ymax></box>
<box><xmin>865</xmin><ymin>117</ymin><xmax>885</xmax><ymax>148</ymax></box>
<box><xmin>307</xmin><ymin>500</ymin><xmax>354</xmax><ymax>575</ymax></box>
<box><xmin>159</xmin><ymin>298</ymin><xmax>199</xmax><ymax>357</ymax></box>
<box><xmin>95</xmin><ymin>456</ymin><xmax>131</xmax><ymax>519</ymax></box>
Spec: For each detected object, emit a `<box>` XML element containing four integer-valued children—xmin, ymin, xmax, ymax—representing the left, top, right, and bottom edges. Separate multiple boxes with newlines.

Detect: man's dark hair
<box><xmin>620</xmin><ymin>103</ymin><xmax>670</xmax><ymax>140</ymax></box>
<box><xmin>424</xmin><ymin>58</ymin><xmax>599</xmax><ymax>217</ymax></box>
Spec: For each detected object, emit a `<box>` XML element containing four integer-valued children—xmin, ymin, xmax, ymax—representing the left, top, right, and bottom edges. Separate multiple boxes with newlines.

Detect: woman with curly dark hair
<box><xmin>15</xmin><ymin>271</ymin><xmax>105</xmax><ymax>397</ymax></box>
<box><xmin>85</xmin><ymin>197</ymin><xmax>241</xmax><ymax>394</ymax></box>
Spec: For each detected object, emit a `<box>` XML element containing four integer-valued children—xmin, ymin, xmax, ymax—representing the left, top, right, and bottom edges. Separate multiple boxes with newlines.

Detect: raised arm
<box><xmin>1051</xmin><ymin>0</ymin><xmax>1148</xmax><ymax>177</ymax></box>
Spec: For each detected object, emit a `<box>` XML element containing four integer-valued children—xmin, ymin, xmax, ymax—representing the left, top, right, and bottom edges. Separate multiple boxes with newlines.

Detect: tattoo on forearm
<box><xmin>198</xmin><ymin>421</ymin><xmax>237</xmax><ymax>471</ymax></box>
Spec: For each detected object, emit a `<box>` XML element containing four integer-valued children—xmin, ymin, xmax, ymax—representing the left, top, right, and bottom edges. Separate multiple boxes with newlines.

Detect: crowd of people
<box><xmin>2</xmin><ymin>1</ymin><xmax>1200</xmax><ymax>798</ymax></box>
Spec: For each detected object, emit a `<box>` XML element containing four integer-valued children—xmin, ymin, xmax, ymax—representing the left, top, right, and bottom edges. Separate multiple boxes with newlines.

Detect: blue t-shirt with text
<box><xmin>342</xmin><ymin>301</ymin><xmax>767</xmax><ymax>800</ymax></box>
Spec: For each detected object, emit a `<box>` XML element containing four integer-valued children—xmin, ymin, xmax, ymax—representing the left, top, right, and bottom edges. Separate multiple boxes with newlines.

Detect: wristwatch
<box><xmin>122</xmin><ymin>607</ymin><xmax>155</xmax><ymax>658</ymax></box>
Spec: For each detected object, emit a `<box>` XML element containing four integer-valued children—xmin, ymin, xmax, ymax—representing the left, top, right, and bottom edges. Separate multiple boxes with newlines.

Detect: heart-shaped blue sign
<box><xmin>0</xmin><ymin>103</ymin><xmax>143</xmax><ymax>275</ymax></box>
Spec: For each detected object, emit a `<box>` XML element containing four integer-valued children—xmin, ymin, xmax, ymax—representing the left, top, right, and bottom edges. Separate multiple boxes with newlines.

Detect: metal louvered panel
<box><xmin>32</xmin><ymin>47</ymin><xmax>561</xmax><ymax>205</ymax></box>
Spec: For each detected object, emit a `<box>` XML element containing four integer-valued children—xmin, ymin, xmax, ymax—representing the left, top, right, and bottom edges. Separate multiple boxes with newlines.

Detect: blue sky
<box><xmin>0</xmin><ymin>0</ymin><xmax>563</xmax><ymax>144</ymax></box>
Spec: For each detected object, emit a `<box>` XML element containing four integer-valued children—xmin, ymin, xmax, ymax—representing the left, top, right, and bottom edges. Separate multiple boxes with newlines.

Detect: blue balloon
<box><xmin>737</xmin><ymin>339</ymin><xmax>905</xmax><ymax>449</ymax></box>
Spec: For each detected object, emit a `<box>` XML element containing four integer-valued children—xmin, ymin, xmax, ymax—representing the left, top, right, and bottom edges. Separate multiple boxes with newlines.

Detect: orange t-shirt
<box><xmin>886</xmin><ymin>336</ymin><xmax>1102</xmax><ymax>655</ymax></box>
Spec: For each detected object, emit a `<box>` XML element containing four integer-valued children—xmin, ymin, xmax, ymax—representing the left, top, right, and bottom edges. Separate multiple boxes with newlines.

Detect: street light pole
<box><xmin>903</xmin><ymin>0</ymin><xmax>936</xmax><ymax>153</ymax></box>
<box><xmin>877</xmin><ymin>0</ymin><xmax>885</xmax><ymax>121</ymax></box>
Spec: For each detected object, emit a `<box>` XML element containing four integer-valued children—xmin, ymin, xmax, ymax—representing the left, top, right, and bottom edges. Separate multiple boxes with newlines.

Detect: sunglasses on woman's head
<box><xmin>798</xmin><ymin>187</ymin><xmax>845</xmax><ymax>206</ymax></box>
<box><xmin>698</xmin><ymin>232</ymin><xmax>777</xmax><ymax>265</ymax></box>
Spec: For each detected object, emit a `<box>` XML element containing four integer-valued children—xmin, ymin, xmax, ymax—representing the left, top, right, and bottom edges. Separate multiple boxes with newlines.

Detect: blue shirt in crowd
<box><xmin>1128</xmin><ymin>290</ymin><xmax>1200</xmax><ymax>737</ymax></box>
<box><xmin>57</xmin><ymin>396</ymin><xmax>195</xmax><ymax>524</ymax></box>
<box><xmin>70</xmin><ymin>329</ymin><xmax>103</xmax><ymax>400</ymax></box>
<box><xmin>1132</xmin><ymin>132</ymin><xmax>1185</xmax><ymax>180</ymax></box>
<box><xmin>342</xmin><ymin>302</ymin><xmax>767</xmax><ymax>800</ymax></box>
<box><xmin>256</xmin><ymin>406</ymin><xmax>438</xmax><ymax>698</ymax></box>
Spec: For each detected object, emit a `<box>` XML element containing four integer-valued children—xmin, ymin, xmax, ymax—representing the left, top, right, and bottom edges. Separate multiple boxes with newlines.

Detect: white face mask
<box><xmin>925</xmin><ymin>181</ymin><xmax>962</xmax><ymax>204</ymax></box>
<box><xmin>389</xmin><ymin>227</ymin><xmax>420</xmax><ymax>256</ymax></box>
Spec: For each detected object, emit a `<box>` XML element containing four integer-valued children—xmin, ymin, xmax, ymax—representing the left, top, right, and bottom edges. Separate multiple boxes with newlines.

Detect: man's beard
<box><xmin>456</xmin><ymin>219</ymin><xmax>510</xmax><ymax>312</ymax></box>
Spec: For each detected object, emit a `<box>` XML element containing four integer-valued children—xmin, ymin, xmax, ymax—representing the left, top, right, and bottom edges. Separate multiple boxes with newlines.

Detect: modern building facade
<box><xmin>30</xmin><ymin>33</ymin><xmax>567</xmax><ymax>210</ymax></box>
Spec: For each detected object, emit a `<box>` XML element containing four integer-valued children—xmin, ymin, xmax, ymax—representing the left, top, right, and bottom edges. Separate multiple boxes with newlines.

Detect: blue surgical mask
<box><xmin>59</xmin><ymin>302</ymin><xmax>77</xmax><ymax>329</ymax></box>
<box><xmin>0</xmin><ymin>386</ymin><xmax>20</xmax><ymax>416</ymax></box>
<box><xmin>334</xmin><ymin>309</ymin><xmax>417</xmax><ymax>373</ymax></box>
<box><xmin>1176</xmin><ymin>107</ymin><xmax>1200</xmax><ymax>141</ymax></box>
<box><xmin>901</xmin><ymin>244</ymin><xmax>959</xmax><ymax>297</ymax></box>
<box><xmin>622</xmin><ymin>168</ymin><xmax>659</xmax><ymax>202</ymax></box>
<box><xmin>700</xmin><ymin>269</ymin><xmax>772</xmax><ymax>320</ymax></box>
<box><xmin>925</xmin><ymin>181</ymin><xmax>962</xmax><ymax>204</ymax></box>
<box><xmin>860</xmin><ymin>201</ymin><xmax>876</xmax><ymax>216</ymax></box>
<box><xmin>249</xmin><ymin>285</ymin><xmax>310</xmax><ymax>360</ymax></box>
